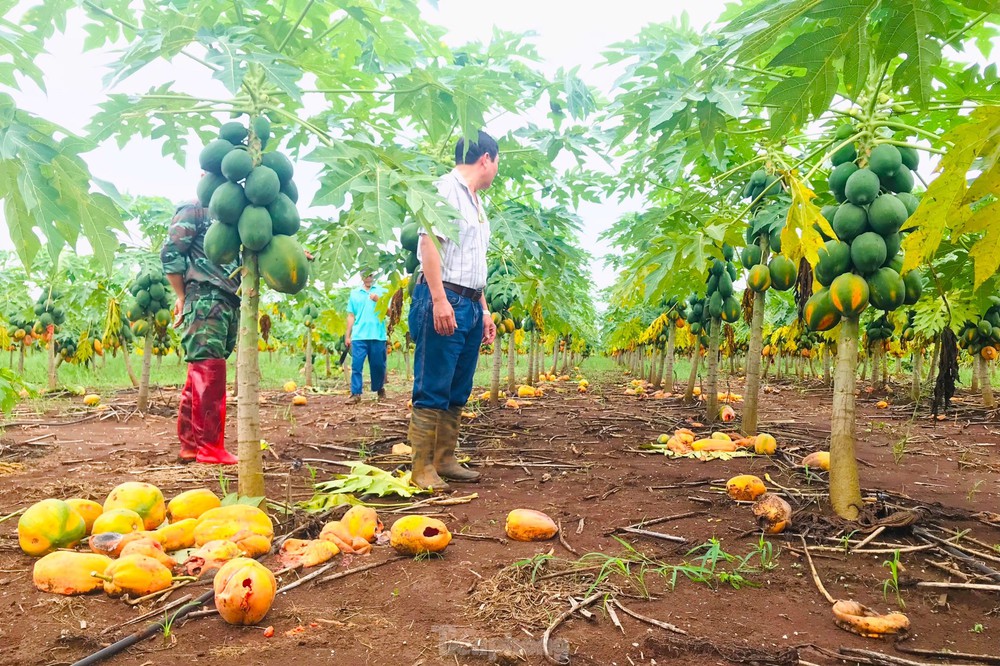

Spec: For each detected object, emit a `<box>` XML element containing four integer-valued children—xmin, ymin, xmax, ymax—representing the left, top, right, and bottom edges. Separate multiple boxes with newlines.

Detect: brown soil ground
<box><xmin>1</xmin><ymin>367</ymin><xmax>998</xmax><ymax>666</ymax></box>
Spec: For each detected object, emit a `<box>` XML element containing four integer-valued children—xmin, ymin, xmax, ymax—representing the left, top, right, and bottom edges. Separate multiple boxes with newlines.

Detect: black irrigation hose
<box><xmin>71</xmin><ymin>590</ymin><xmax>214</xmax><ymax>666</ymax></box>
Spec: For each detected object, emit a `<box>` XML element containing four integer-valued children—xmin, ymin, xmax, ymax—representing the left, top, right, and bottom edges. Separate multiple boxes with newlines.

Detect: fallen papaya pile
<box><xmin>648</xmin><ymin>428</ymin><xmax>781</xmax><ymax>460</ymax></box>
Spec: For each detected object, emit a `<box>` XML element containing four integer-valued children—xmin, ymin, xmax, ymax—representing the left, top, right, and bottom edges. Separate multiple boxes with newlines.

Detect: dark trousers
<box><xmin>351</xmin><ymin>339</ymin><xmax>387</xmax><ymax>395</ymax></box>
<box><xmin>409</xmin><ymin>282</ymin><xmax>483</xmax><ymax>410</ymax></box>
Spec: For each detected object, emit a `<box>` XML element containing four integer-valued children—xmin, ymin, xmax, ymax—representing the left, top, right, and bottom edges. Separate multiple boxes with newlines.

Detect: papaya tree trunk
<box><xmin>910</xmin><ymin>349</ymin><xmax>922</xmax><ymax>402</ymax></box>
<box><xmin>830</xmin><ymin>316</ymin><xmax>863</xmax><ymax>521</ymax></box>
<box><xmin>684</xmin><ymin>347</ymin><xmax>701</xmax><ymax>403</ymax></box>
<box><xmin>883</xmin><ymin>349</ymin><xmax>890</xmax><ymax>386</ymax></box>
<box><xmin>232</xmin><ymin>343</ymin><xmax>240</xmax><ymax>397</ymax></box>
<box><xmin>652</xmin><ymin>345</ymin><xmax>666</xmax><ymax>390</ymax></box>
<box><xmin>121</xmin><ymin>341</ymin><xmax>139</xmax><ymax>387</ymax></box>
<box><xmin>137</xmin><ymin>329</ymin><xmax>154</xmax><ymax>412</ymax></box>
<box><xmin>925</xmin><ymin>335</ymin><xmax>940</xmax><ymax>390</ymax></box>
<box><xmin>876</xmin><ymin>347</ymin><xmax>884</xmax><ymax>384</ymax></box>
<box><xmin>979</xmin><ymin>356</ymin><xmax>995</xmax><ymax>408</ymax></box>
<box><xmin>304</xmin><ymin>329</ymin><xmax>313</xmax><ymax>387</ymax></box>
<box><xmin>490</xmin><ymin>338</ymin><xmax>504</xmax><ymax>405</ymax></box>
<box><xmin>894</xmin><ymin>354</ymin><xmax>902</xmax><ymax>379</ymax></box>
<box><xmin>705</xmin><ymin>318</ymin><xmax>721</xmax><ymax>424</ymax></box>
<box><xmin>403</xmin><ymin>333</ymin><xmax>412</xmax><ymax>381</ymax></box>
<box><xmin>156</xmin><ymin>353</ymin><xmax>162</xmax><ymax>370</ymax></box>
<box><xmin>325</xmin><ymin>350</ymin><xmax>331</xmax><ymax>378</ymax></box>
<box><xmin>237</xmin><ymin>252</ymin><xmax>264</xmax><ymax>499</ymax></box>
<box><xmin>742</xmin><ymin>288</ymin><xmax>766</xmax><ymax>436</ymax></box>
<box><xmin>47</xmin><ymin>334</ymin><xmax>56</xmax><ymax>391</ymax></box>
<box><xmin>648</xmin><ymin>345</ymin><xmax>659</xmax><ymax>385</ymax></box>
<box><xmin>549</xmin><ymin>340</ymin><xmax>559</xmax><ymax>376</ymax></box>
<box><xmin>18</xmin><ymin>345</ymin><xmax>25</xmax><ymax>375</ymax></box>
<box><xmin>526</xmin><ymin>331</ymin><xmax>535</xmax><ymax>386</ymax></box>
<box><xmin>663</xmin><ymin>324</ymin><xmax>676</xmax><ymax>391</ymax></box>
<box><xmin>823</xmin><ymin>345</ymin><xmax>832</xmax><ymax>386</ymax></box>
<box><xmin>971</xmin><ymin>355</ymin><xmax>979</xmax><ymax>392</ymax></box>
<box><xmin>506</xmin><ymin>334</ymin><xmax>517</xmax><ymax>394</ymax></box>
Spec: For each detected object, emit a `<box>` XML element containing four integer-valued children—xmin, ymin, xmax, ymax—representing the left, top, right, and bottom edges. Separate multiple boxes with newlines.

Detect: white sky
<box><xmin>1</xmin><ymin>1</ymin><xmax>729</xmax><ymax>293</ymax></box>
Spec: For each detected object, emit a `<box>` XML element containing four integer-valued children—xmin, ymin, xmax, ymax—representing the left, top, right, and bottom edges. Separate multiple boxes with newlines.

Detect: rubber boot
<box><xmin>177</xmin><ymin>368</ymin><xmax>198</xmax><ymax>463</ymax></box>
<box><xmin>434</xmin><ymin>406</ymin><xmax>480</xmax><ymax>482</ymax></box>
<box><xmin>192</xmin><ymin>359</ymin><xmax>238</xmax><ymax>465</ymax></box>
<box><xmin>409</xmin><ymin>408</ymin><xmax>448</xmax><ymax>491</ymax></box>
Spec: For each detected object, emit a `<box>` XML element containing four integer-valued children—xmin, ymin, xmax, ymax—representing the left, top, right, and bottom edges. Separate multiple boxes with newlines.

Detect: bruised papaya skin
<box><xmin>319</xmin><ymin>520</ymin><xmax>370</xmax><ymax>554</ymax></box>
<box><xmin>802</xmin><ymin>451</ymin><xmax>831</xmax><ymax>471</ymax></box>
<box><xmin>89</xmin><ymin>531</ymin><xmax>149</xmax><ymax>558</ymax></box>
<box><xmin>752</xmin><ymin>493</ymin><xmax>792</xmax><ymax>534</ymax></box>
<box><xmin>504</xmin><ymin>509</ymin><xmax>558</xmax><ymax>542</ymax></box>
<box><xmin>726</xmin><ymin>475</ymin><xmax>767</xmax><ymax>502</ymax></box>
<box><xmin>18</xmin><ymin>499</ymin><xmax>87</xmax><ymax>557</ymax></box>
<box><xmin>691</xmin><ymin>439</ymin><xmax>738</xmax><ymax>452</ymax></box>
<box><xmin>181</xmin><ymin>540</ymin><xmax>242</xmax><ymax>578</ymax></box>
<box><xmin>193</xmin><ymin>505</ymin><xmax>273</xmax><ymax>548</ymax></box>
<box><xmin>339</xmin><ymin>506</ymin><xmax>383</xmax><ymax>543</ymax></box>
<box><xmin>92</xmin><ymin>508</ymin><xmax>144</xmax><ymax>536</ymax></box>
<box><xmin>103</xmin><ymin>482</ymin><xmax>166</xmax><ymax>531</ymax></box>
<box><xmin>96</xmin><ymin>554</ymin><xmax>173</xmax><ymax>597</ymax></box>
<box><xmin>120</xmin><ymin>538</ymin><xmax>177</xmax><ymax>569</ymax></box>
<box><xmin>65</xmin><ymin>499</ymin><xmax>104</xmax><ymax>535</ymax></box>
<box><xmin>832</xmin><ymin>600</ymin><xmax>910</xmax><ymax>638</ymax></box>
<box><xmin>166</xmin><ymin>489</ymin><xmax>221</xmax><ymax>523</ymax></box>
<box><xmin>278</xmin><ymin>539</ymin><xmax>340</xmax><ymax>569</ymax></box>
<box><xmin>389</xmin><ymin>516</ymin><xmax>452</xmax><ymax>555</ymax></box>
<box><xmin>33</xmin><ymin>552</ymin><xmax>113</xmax><ymax>595</ymax></box>
<box><xmin>213</xmin><ymin>558</ymin><xmax>277</xmax><ymax>626</ymax></box>
<box><xmin>153</xmin><ymin>518</ymin><xmax>198</xmax><ymax>551</ymax></box>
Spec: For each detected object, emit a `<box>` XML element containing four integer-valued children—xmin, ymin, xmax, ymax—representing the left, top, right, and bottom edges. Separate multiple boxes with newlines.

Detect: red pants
<box><xmin>177</xmin><ymin>359</ymin><xmax>236</xmax><ymax>465</ymax></box>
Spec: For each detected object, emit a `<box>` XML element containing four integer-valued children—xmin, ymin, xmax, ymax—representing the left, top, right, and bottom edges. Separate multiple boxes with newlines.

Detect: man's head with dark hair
<box><xmin>454</xmin><ymin>130</ymin><xmax>500</xmax><ymax>192</ymax></box>
<box><xmin>455</xmin><ymin>131</ymin><xmax>499</xmax><ymax>165</ymax></box>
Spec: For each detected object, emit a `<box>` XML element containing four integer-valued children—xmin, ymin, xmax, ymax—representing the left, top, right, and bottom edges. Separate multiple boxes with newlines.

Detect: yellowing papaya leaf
<box><xmin>967</xmin><ymin>220</ymin><xmax>1000</xmax><ymax>289</ymax></box>
<box><xmin>902</xmin><ymin>106</ymin><xmax>1000</xmax><ymax>283</ymax></box>
<box><xmin>780</xmin><ymin>171</ymin><xmax>829</xmax><ymax>267</ymax></box>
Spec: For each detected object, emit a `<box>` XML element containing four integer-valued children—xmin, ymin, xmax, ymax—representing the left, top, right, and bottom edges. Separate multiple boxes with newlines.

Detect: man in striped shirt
<box><xmin>408</xmin><ymin>131</ymin><xmax>499</xmax><ymax>490</ymax></box>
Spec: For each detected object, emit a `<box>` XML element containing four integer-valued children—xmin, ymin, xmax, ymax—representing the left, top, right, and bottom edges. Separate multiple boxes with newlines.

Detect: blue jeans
<box><xmin>350</xmin><ymin>339</ymin><xmax>386</xmax><ymax>395</ymax></box>
<box><xmin>410</xmin><ymin>282</ymin><xmax>483</xmax><ymax>410</ymax></box>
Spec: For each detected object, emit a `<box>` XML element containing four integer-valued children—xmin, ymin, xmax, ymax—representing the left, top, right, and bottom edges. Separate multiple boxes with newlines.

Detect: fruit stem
<box><xmin>872</xmin><ymin>139</ymin><xmax>946</xmax><ymax>155</ymax></box>
<box><xmin>870</xmin><ymin>120</ymin><xmax>942</xmax><ymax>144</ymax></box>
<box><xmin>866</xmin><ymin>61</ymin><xmax>891</xmax><ymax>120</ymax></box>
<box><xmin>804</xmin><ymin>133</ymin><xmax>859</xmax><ymax>181</ymax></box>
<box><xmin>263</xmin><ymin>104</ymin><xmax>335</xmax><ymax>148</ymax></box>
<box><xmin>712</xmin><ymin>156</ymin><xmax>767</xmax><ymax>189</ymax></box>
<box><xmin>91</xmin><ymin>572</ymin><xmax>113</xmax><ymax>582</ymax></box>
<box><xmin>277</xmin><ymin>0</ymin><xmax>316</xmax><ymax>53</ymax></box>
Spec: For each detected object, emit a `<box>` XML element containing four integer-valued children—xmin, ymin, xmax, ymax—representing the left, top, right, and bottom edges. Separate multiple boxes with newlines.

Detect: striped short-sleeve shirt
<box><xmin>418</xmin><ymin>168</ymin><xmax>491</xmax><ymax>290</ymax></box>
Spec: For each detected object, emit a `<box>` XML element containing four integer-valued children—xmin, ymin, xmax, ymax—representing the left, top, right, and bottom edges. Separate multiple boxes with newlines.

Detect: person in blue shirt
<box><xmin>346</xmin><ymin>273</ymin><xmax>388</xmax><ymax>403</ymax></box>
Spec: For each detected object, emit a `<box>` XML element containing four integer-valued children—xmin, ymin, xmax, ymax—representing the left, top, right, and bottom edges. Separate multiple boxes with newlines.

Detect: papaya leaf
<box><xmin>902</xmin><ymin>106</ymin><xmax>1000</xmax><ymax>286</ymax></box>
<box><xmin>877</xmin><ymin>0</ymin><xmax>946</xmax><ymax>107</ymax></box>
<box><xmin>781</xmin><ymin>172</ymin><xmax>829</xmax><ymax>267</ymax></box>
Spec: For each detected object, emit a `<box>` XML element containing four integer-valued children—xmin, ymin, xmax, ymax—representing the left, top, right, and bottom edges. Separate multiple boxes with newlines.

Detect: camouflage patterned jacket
<box><xmin>160</xmin><ymin>202</ymin><xmax>240</xmax><ymax>298</ymax></box>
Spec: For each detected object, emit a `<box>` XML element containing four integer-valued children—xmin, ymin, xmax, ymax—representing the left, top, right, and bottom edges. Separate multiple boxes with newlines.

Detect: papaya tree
<box><xmin>677</xmin><ymin>0</ymin><xmax>998</xmax><ymax>519</ymax></box>
<box><xmin>37</xmin><ymin>0</ymin><xmax>595</xmax><ymax>496</ymax></box>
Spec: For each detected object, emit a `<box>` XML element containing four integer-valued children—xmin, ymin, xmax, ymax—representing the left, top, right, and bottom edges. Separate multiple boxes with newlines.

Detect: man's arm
<box><xmin>161</xmin><ymin>208</ymin><xmax>198</xmax><ymax>327</ymax></box>
<box><xmin>419</xmin><ymin>234</ymin><xmax>456</xmax><ymax>336</ymax></box>
<box><xmin>345</xmin><ymin>313</ymin><xmax>355</xmax><ymax>347</ymax></box>
<box><xmin>167</xmin><ymin>274</ymin><xmax>185</xmax><ymax>327</ymax></box>
<box><xmin>480</xmin><ymin>294</ymin><xmax>496</xmax><ymax>344</ymax></box>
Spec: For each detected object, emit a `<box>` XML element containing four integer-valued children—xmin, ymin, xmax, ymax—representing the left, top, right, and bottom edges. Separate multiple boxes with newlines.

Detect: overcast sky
<box><xmin>2</xmin><ymin>1</ymin><xmax>728</xmax><ymax>292</ymax></box>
